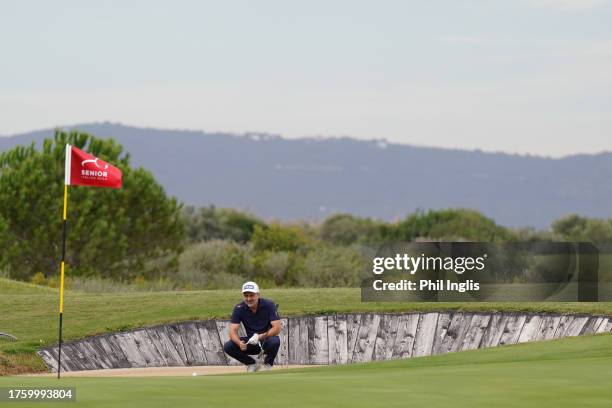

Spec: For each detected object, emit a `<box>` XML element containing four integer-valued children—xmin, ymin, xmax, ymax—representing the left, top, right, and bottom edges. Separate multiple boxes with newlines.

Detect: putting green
<box><xmin>1</xmin><ymin>333</ymin><xmax>611</xmax><ymax>408</ymax></box>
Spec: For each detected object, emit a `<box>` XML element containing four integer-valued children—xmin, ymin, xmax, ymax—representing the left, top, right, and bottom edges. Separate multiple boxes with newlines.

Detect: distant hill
<box><xmin>1</xmin><ymin>122</ymin><xmax>611</xmax><ymax>228</ymax></box>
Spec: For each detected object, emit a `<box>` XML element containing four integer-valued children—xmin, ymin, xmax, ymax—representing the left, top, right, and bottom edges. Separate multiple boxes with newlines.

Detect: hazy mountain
<box><xmin>1</xmin><ymin>122</ymin><xmax>611</xmax><ymax>228</ymax></box>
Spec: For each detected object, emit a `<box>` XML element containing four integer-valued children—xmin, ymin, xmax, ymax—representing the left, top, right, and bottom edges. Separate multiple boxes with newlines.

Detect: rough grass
<box><xmin>1</xmin><ymin>278</ymin><xmax>611</xmax><ymax>375</ymax></box>
<box><xmin>1</xmin><ymin>333</ymin><xmax>611</xmax><ymax>407</ymax></box>
<box><xmin>0</xmin><ymin>352</ymin><xmax>47</xmax><ymax>376</ymax></box>
<box><xmin>0</xmin><ymin>278</ymin><xmax>56</xmax><ymax>294</ymax></box>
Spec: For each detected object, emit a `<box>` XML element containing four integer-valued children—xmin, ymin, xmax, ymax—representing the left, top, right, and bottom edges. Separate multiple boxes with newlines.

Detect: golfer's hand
<box><xmin>239</xmin><ymin>341</ymin><xmax>247</xmax><ymax>351</ymax></box>
<box><xmin>247</xmin><ymin>333</ymin><xmax>260</xmax><ymax>345</ymax></box>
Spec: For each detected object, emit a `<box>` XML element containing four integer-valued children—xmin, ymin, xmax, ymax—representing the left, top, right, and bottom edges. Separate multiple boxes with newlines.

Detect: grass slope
<box><xmin>1</xmin><ymin>278</ymin><xmax>611</xmax><ymax>374</ymax></box>
<box><xmin>1</xmin><ymin>333</ymin><xmax>611</xmax><ymax>408</ymax></box>
<box><xmin>0</xmin><ymin>278</ymin><xmax>55</xmax><ymax>294</ymax></box>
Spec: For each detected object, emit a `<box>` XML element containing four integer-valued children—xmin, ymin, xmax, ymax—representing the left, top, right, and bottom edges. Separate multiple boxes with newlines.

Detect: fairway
<box><xmin>2</xmin><ymin>333</ymin><xmax>611</xmax><ymax>408</ymax></box>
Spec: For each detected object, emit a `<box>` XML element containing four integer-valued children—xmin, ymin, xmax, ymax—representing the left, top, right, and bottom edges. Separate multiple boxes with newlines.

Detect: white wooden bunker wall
<box><xmin>37</xmin><ymin>312</ymin><xmax>612</xmax><ymax>372</ymax></box>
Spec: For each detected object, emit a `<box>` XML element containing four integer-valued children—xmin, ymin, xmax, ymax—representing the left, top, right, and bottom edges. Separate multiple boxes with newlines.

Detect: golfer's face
<box><xmin>243</xmin><ymin>292</ymin><xmax>259</xmax><ymax>307</ymax></box>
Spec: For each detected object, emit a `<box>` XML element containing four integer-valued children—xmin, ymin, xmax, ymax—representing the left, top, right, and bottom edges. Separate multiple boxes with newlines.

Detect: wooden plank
<box><xmin>215</xmin><ymin>320</ymin><xmax>245</xmax><ymax>366</ymax></box>
<box><xmin>65</xmin><ymin>342</ymin><xmax>100</xmax><ymax>370</ymax></box>
<box><xmin>298</xmin><ymin>317</ymin><xmax>310</xmax><ymax>364</ymax></box>
<box><xmin>533</xmin><ymin>316</ymin><xmax>561</xmax><ymax>341</ymax></box>
<box><xmin>276</xmin><ymin>318</ymin><xmax>289</xmax><ymax>365</ymax></box>
<box><xmin>553</xmin><ymin>315</ymin><xmax>575</xmax><ymax>339</ymax></box>
<box><xmin>58</xmin><ymin>344</ymin><xmax>86</xmax><ymax>371</ymax></box>
<box><xmin>93</xmin><ymin>335</ymin><xmax>131</xmax><ymax>368</ymax></box>
<box><xmin>372</xmin><ymin>314</ymin><xmax>400</xmax><ymax>361</ymax></box>
<box><xmin>450</xmin><ymin>313</ymin><xmax>475</xmax><ymax>353</ymax></box>
<box><xmin>196</xmin><ymin>320</ymin><xmax>226</xmax><ymax>365</ymax></box>
<box><xmin>37</xmin><ymin>349</ymin><xmax>58</xmax><ymax>372</ymax></box>
<box><xmin>498</xmin><ymin>314</ymin><xmax>527</xmax><ymax>346</ymax></box>
<box><xmin>352</xmin><ymin>314</ymin><xmax>381</xmax><ymax>363</ymax></box>
<box><xmin>49</xmin><ymin>345</ymin><xmax>80</xmax><ymax>372</ymax></box>
<box><xmin>412</xmin><ymin>312</ymin><xmax>439</xmax><ymax>357</ymax></box>
<box><xmin>327</xmin><ymin>314</ymin><xmax>348</xmax><ymax>365</ymax></box>
<box><xmin>517</xmin><ymin>315</ymin><xmax>543</xmax><ymax>343</ymax></box>
<box><xmin>132</xmin><ymin>329</ymin><xmax>166</xmax><ymax>367</ymax></box>
<box><xmin>67</xmin><ymin>341</ymin><xmax>103</xmax><ymax>370</ymax></box>
<box><xmin>480</xmin><ymin>313</ymin><xmax>508</xmax><ymax>348</ymax></box>
<box><xmin>443</xmin><ymin>313</ymin><xmax>474</xmax><ymax>353</ymax></box>
<box><xmin>595</xmin><ymin>317</ymin><xmax>612</xmax><ymax>334</ymax></box>
<box><xmin>164</xmin><ymin>324</ymin><xmax>190</xmax><ymax>364</ymax></box>
<box><xmin>393</xmin><ymin>313</ymin><xmax>419</xmax><ymax>359</ymax></box>
<box><xmin>431</xmin><ymin>312</ymin><xmax>453</xmax><ymax>355</ymax></box>
<box><xmin>308</xmin><ymin>316</ymin><xmax>329</xmax><ymax>364</ymax></box>
<box><xmin>49</xmin><ymin>346</ymin><xmax>78</xmax><ymax>372</ymax></box>
<box><xmin>287</xmin><ymin>317</ymin><xmax>301</xmax><ymax>365</ymax></box>
<box><xmin>111</xmin><ymin>332</ymin><xmax>147</xmax><ymax>368</ymax></box>
<box><xmin>460</xmin><ymin>314</ymin><xmax>491</xmax><ymax>351</ymax></box>
<box><xmin>146</xmin><ymin>327</ymin><xmax>184</xmax><ymax>366</ymax></box>
<box><xmin>288</xmin><ymin>317</ymin><xmax>310</xmax><ymax>364</ymax></box>
<box><xmin>50</xmin><ymin>345</ymin><xmax>76</xmax><ymax>371</ymax></box>
<box><xmin>71</xmin><ymin>341</ymin><xmax>105</xmax><ymax>369</ymax></box>
<box><xmin>80</xmin><ymin>338</ymin><xmax>114</xmax><ymax>369</ymax></box>
<box><xmin>178</xmin><ymin>322</ymin><xmax>208</xmax><ymax>366</ymax></box>
<box><xmin>563</xmin><ymin>316</ymin><xmax>589</xmax><ymax>337</ymax></box>
<box><xmin>346</xmin><ymin>314</ymin><xmax>362</xmax><ymax>360</ymax></box>
<box><xmin>553</xmin><ymin>315</ymin><xmax>589</xmax><ymax>339</ymax></box>
<box><xmin>580</xmin><ymin>316</ymin><xmax>606</xmax><ymax>335</ymax></box>
<box><xmin>604</xmin><ymin>318</ymin><xmax>612</xmax><ymax>333</ymax></box>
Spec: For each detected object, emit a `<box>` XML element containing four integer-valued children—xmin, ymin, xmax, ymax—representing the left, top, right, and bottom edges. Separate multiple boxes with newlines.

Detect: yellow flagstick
<box><xmin>57</xmin><ymin>145</ymin><xmax>71</xmax><ymax>380</ymax></box>
<box><xmin>55</xmin><ymin>144</ymin><xmax>120</xmax><ymax>377</ymax></box>
<box><xmin>60</xmin><ymin>184</ymin><xmax>67</xmax><ymax>312</ymax></box>
<box><xmin>57</xmin><ymin>184</ymin><xmax>68</xmax><ymax>379</ymax></box>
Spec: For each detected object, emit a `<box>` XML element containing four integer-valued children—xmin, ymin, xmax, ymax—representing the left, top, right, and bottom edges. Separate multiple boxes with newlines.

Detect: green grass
<box><xmin>1</xmin><ymin>333</ymin><xmax>611</xmax><ymax>407</ymax></box>
<box><xmin>1</xmin><ymin>277</ymin><xmax>611</xmax><ymax>375</ymax></box>
<box><xmin>0</xmin><ymin>278</ymin><xmax>56</xmax><ymax>294</ymax></box>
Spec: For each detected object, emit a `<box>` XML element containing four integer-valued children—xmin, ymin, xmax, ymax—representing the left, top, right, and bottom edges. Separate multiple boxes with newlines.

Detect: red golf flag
<box><xmin>65</xmin><ymin>144</ymin><xmax>122</xmax><ymax>189</ymax></box>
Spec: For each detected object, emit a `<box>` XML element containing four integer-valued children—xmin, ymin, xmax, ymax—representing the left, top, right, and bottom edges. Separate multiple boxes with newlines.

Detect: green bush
<box><xmin>387</xmin><ymin>208</ymin><xmax>512</xmax><ymax>242</ymax></box>
<box><xmin>251</xmin><ymin>251</ymin><xmax>292</xmax><ymax>286</ymax></box>
<box><xmin>252</xmin><ymin>224</ymin><xmax>311</xmax><ymax>253</ymax></box>
<box><xmin>320</xmin><ymin>214</ymin><xmax>384</xmax><ymax>245</ymax></box>
<box><xmin>296</xmin><ymin>245</ymin><xmax>367</xmax><ymax>287</ymax></box>
<box><xmin>552</xmin><ymin>214</ymin><xmax>612</xmax><ymax>242</ymax></box>
<box><xmin>0</xmin><ymin>130</ymin><xmax>184</xmax><ymax>281</ymax></box>
<box><xmin>179</xmin><ymin>239</ymin><xmax>252</xmax><ymax>277</ymax></box>
<box><xmin>183</xmin><ymin>206</ymin><xmax>265</xmax><ymax>243</ymax></box>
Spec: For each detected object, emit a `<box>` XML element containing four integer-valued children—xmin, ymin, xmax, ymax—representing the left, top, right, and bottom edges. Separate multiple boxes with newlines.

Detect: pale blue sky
<box><xmin>1</xmin><ymin>0</ymin><xmax>611</xmax><ymax>156</ymax></box>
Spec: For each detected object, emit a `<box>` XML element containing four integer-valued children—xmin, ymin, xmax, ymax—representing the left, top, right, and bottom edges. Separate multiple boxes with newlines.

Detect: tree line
<box><xmin>1</xmin><ymin>130</ymin><xmax>610</xmax><ymax>288</ymax></box>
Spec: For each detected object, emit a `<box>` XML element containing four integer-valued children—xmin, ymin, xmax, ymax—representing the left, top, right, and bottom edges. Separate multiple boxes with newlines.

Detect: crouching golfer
<box><xmin>223</xmin><ymin>281</ymin><xmax>281</xmax><ymax>372</ymax></box>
